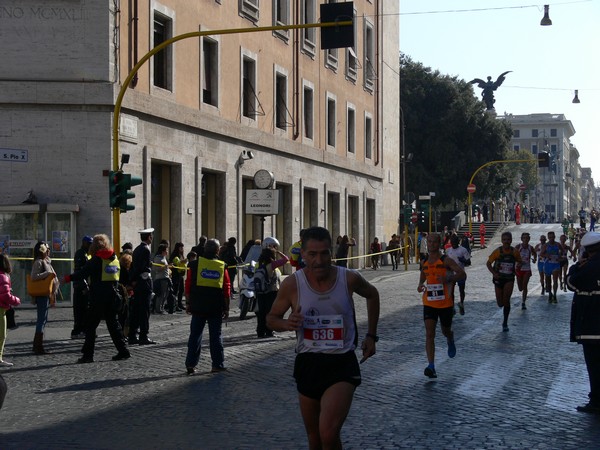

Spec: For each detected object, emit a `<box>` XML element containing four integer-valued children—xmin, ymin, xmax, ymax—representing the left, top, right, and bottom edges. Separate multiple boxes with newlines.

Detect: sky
<box><xmin>399</xmin><ymin>0</ymin><xmax>600</xmax><ymax>183</ymax></box>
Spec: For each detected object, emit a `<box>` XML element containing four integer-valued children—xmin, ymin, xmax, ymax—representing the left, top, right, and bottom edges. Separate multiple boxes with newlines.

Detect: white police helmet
<box><xmin>581</xmin><ymin>232</ymin><xmax>600</xmax><ymax>248</ymax></box>
<box><xmin>262</xmin><ymin>236</ymin><xmax>280</xmax><ymax>249</ymax></box>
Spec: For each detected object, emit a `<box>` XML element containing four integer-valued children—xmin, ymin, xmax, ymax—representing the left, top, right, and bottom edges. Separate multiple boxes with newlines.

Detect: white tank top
<box><xmin>295</xmin><ymin>266</ymin><xmax>357</xmax><ymax>354</ymax></box>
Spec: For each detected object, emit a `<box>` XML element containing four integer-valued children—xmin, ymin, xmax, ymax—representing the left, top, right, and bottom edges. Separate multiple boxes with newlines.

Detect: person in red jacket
<box><xmin>63</xmin><ymin>234</ymin><xmax>130</xmax><ymax>364</ymax></box>
<box><xmin>479</xmin><ymin>222</ymin><xmax>487</xmax><ymax>249</ymax></box>
<box><xmin>0</xmin><ymin>254</ymin><xmax>21</xmax><ymax>367</ymax></box>
<box><xmin>184</xmin><ymin>238</ymin><xmax>231</xmax><ymax>374</ymax></box>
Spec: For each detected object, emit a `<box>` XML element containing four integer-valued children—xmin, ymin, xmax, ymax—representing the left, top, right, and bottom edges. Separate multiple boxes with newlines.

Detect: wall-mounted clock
<box><xmin>253</xmin><ymin>169</ymin><xmax>275</xmax><ymax>189</ymax></box>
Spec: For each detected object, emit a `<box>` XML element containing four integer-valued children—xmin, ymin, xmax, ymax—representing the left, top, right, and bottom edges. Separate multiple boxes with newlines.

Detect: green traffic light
<box><xmin>117</xmin><ymin>172</ymin><xmax>143</xmax><ymax>212</ymax></box>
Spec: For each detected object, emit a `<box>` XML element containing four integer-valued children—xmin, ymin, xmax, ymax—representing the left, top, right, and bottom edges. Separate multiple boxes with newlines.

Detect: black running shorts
<box><xmin>293</xmin><ymin>351</ymin><xmax>361</xmax><ymax>400</ymax></box>
<box><xmin>423</xmin><ymin>305</ymin><xmax>453</xmax><ymax>328</ymax></box>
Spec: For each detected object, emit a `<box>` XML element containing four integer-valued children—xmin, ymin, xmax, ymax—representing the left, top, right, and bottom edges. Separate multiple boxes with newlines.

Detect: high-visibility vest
<box><xmin>101</xmin><ymin>258</ymin><xmax>120</xmax><ymax>282</ymax></box>
<box><xmin>195</xmin><ymin>257</ymin><xmax>225</xmax><ymax>288</ymax></box>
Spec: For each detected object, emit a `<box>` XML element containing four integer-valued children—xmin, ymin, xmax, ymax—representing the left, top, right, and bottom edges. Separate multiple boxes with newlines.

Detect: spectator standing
<box><xmin>288</xmin><ymin>229</ymin><xmax>306</xmax><ymax>271</ymax></box>
<box><xmin>479</xmin><ymin>222</ymin><xmax>487</xmax><ymax>249</ymax></box>
<box><xmin>335</xmin><ymin>235</ymin><xmax>356</xmax><ymax>268</ymax></box>
<box><xmin>30</xmin><ymin>241</ymin><xmax>59</xmax><ymax>355</ymax></box>
<box><xmin>63</xmin><ymin>234</ymin><xmax>130</xmax><ymax>363</ymax></box>
<box><xmin>170</xmin><ymin>242</ymin><xmax>188</xmax><ymax>311</ymax></box>
<box><xmin>185</xmin><ymin>239</ymin><xmax>230</xmax><ymax>374</ymax></box>
<box><xmin>219</xmin><ymin>238</ymin><xmax>240</xmax><ymax>296</ymax></box>
<box><xmin>152</xmin><ymin>243</ymin><xmax>171</xmax><ymax>314</ymax></box>
<box><xmin>387</xmin><ymin>234</ymin><xmax>400</xmax><ymax>270</ymax></box>
<box><xmin>70</xmin><ymin>236</ymin><xmax>92</xmax><ymax>339</ymax></box>
<box><xmin>369</xmin><ymin>237</ymin><xmax>382</xmax><ymax>270</ymax></box>
<box><xmin>255</xmin><ymin>247</ymin><xmax>288</xmax><ymax>338</ymax></box>
<box><xmin>0</xmin><ymin>254</ymin><xmax>21</xmax><ymax>366</ymax></box>
<box><xmin>191</xmin><ymin>236</ymin><xmax>207</xmax><ymax>258</ymax></box>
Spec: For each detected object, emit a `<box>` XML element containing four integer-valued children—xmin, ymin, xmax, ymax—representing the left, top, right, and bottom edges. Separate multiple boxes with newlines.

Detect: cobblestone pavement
<box><xmin>1</xmin><ymin>223</ymin><xmax>599</xmax><ymax>449</ymax></box>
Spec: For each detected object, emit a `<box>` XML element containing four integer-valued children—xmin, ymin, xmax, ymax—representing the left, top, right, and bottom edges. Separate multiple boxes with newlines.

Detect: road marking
<box><xmin>455</xmin><ymin>354</ymin><xmax>526</xmax><ymax>398</ymax></box>
<box><xmin>545</xmin><ymin>360</ymin><xmax>589</xmax><ymax>414</ymax></box>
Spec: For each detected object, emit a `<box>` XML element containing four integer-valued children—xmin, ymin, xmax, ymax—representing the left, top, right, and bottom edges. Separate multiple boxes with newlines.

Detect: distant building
<box><xmin>502</xmin><ymin>113</ymin><xmax>581</xmax><ymax>221</ymax></box>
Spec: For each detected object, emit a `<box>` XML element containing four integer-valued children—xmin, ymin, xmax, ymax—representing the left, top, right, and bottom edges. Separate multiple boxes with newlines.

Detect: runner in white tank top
<box><xmin>267</xmin><ymin>226</ymin><xmax>380</xmax><ymax>450</ymax></box>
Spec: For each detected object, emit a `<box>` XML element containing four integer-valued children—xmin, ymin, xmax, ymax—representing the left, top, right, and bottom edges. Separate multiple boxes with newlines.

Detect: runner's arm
<box><xmin>266</xmin><ymin>275</ymin><xmax>302</xmax><ymax>332</ymax></box>
<box><xmin>350</xmin><ymin>271</ymin><xmax>380</xmax><ymax>362</ymax></box>
<box><xmin>445</xmin><ymin>257</ymin><xmax>466</xmax><ymax>282</ymax></box>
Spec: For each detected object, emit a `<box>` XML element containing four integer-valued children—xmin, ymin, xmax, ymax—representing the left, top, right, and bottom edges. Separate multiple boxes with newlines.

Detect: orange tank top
<box><xmin>421</xmin><ymin>257</ymin><xmax>453</xmax><ymax>308</ymax></box>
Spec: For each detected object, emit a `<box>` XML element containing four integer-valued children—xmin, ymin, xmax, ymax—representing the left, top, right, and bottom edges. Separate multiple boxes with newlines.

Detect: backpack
<box><xmin>253</xmin><ymin>265</ymin><xmax>272</xmax><ymax>294</ymax></box>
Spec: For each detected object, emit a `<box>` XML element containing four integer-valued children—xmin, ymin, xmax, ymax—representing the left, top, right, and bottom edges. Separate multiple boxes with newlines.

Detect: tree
<box><xmin>400</xmin><ymin>54</ymin><xmax>513</xmax><ymax>207</ymax></box>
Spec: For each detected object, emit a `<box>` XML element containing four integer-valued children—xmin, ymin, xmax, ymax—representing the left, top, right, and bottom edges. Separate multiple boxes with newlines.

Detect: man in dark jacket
<box><xmin>63</xmin><ymin>234</ymin><xmax>130</xmax><ymax>363</ymax></box>
<box><xmin>128</xmin><ymin>228</ymin><xmax>156</xmax><ymax>345</ymax></box>
<box><xmin>71</xmin><ymin>235</ymin><xmax>92</xmax><ymax>339</ymax></box>
<box><xmin>184</xmin><ymin>239</ymin><xmax>230</xmax><ymax>375</ymax></box>
<box><xmin>567</xmin><ymin>231</ymin><xmax>600</xmax><ymax>415</ymax></box>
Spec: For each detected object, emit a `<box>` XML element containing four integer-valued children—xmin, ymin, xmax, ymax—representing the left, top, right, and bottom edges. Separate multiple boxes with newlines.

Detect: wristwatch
<box><xmin>366</xmin><ymin>333</ymin><xmax>379</xmax><ymax>342</ymax></box>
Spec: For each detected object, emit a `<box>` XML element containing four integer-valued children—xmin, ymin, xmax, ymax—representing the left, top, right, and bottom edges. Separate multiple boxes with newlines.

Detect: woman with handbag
<box><xmin>30</xmin><ymin>241</ymin><xmax>58</xmax><ymax>355</ymax></box>
<box><xmin>1</xmin><ymin>254</ymin><xmax>21</xmax><ymax>366</ymax></box>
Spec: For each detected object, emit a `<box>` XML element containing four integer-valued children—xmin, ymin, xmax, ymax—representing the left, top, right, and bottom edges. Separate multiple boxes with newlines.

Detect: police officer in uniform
<box><xmin>567</xmin><ymin>231</ymin><xmax>600</xmax><ymax>415</ymax></box>
<box><xmin>184</xmin><ymin>239</ymin><xmax>231</xmax><ymax>374</ymax></box>
<box><xmin>63</xmin><ymin>234</ymin><xmax>130</xmax><ymax>363</ymax></box>
<box><xmin>128</xmin><ymin>228</ymin><xmax>156</xmax><ymax>345</ymax></box>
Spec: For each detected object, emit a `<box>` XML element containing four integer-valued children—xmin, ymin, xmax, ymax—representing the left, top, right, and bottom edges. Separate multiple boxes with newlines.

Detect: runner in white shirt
<box><xmin>445</xmin><ymin>235</ymin><xmax>471</xmax><ymax>315</ymax></box>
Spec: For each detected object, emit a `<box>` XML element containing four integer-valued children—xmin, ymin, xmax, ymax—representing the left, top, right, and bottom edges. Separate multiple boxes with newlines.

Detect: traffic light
<box><xmin>538</xmin><ymin>151</ymin><xmax>550</xmax><ymax>168</ymax></box>
<box><xmin>419</xmin><ymin>211</ymin><xmax>426</xmax><ymax>225</ymax></box>
<box><xmin>117</xmin><ymin>172</ymin><xmax>143</xmax><ymax>212</ymax></box>
<box><xmin>320</xmin><ymin>2</ymin><xmax>355</xmax><ymax>50</ymax></box>
<box><xmin>108</xmin><ymin>171</ymin><xmax>122</xmax><ymax>208</ymax></box>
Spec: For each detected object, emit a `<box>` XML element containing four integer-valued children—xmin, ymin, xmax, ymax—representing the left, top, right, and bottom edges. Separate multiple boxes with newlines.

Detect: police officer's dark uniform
<box><xmin>64</xmin><ymin>242</ymin><xmax>130</xmax><ymax>363</ymax></box>
<box><xmin>129</xmin><ymin>228</ymin><xmax>156</xmax><ymax>345</ymax></box>
<box><xmin>71</xmin><ymin>236</ymin><xmax>92</xmax><ymax>338</ymax></box>
<box><xmin>567</xmin><ymin>231</ymin><xmax>600</xmax><ymax>415</ymax></box>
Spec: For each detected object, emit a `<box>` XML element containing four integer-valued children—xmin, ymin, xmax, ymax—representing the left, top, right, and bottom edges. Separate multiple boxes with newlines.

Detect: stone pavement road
<box><xmin>1</xmin><ymin>223</ymin><xmax>599</xmax><ymax>449</ymax></box>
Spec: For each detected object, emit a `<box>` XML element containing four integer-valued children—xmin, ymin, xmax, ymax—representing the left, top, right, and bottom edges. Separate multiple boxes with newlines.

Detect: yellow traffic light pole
<box><xmin>467</xmin><ymin>157</ymin><xmax>539</xmax><ymax>235</ymax></box>
<box><xmin>111</xmin><ymin>20</ymin><xmax>352</xmax><ymax>251</ymax></box>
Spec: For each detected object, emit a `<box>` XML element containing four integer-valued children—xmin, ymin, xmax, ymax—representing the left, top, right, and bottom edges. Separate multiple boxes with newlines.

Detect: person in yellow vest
<box><xmin>184</xmin><ymin>239</ymin><xmax>231</xmax><ymax>375</ymax></box>
<box><xmin>417</xmin><ymin>233</ymin><xmax>466</xmax><ymax>379</ymax></box>
<box><xmin>63</xmin><ymin>234</ymin><xmax>130</xmax><ymax>364</ymax></box>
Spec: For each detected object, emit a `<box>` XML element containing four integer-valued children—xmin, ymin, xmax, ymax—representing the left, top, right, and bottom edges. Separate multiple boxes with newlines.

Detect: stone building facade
<box><xmin>0</xmin><ymin>0</ymin><xmax>400</xmax><ymax>269</ymax></box>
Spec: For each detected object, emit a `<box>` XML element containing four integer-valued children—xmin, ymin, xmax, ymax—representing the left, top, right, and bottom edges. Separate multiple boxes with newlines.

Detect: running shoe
<box><xmin>447</xmin><ymin>340</ymin><xmax>456</xmax><ymax>358</ymax></box>
<box><xmin>552</xmin><ymin>295</ymin><xmax>558</xmax><ymax>304</ymax></box>
<box><xmin>424</xmin><ymin>366</ymin><xmax>437</xmax><ymax>378</ymax></box>
<box><xmin>502</xmin><ymin>324</ymin><xmax>509</xmax><ymax>332</ymax></box>
<box><xmin>459</xmin><ymin>302</ymin><xmax>465</xmax><ymax>315</ymax></box>
<box><xmin>521</xmin><ymin>302</ymin><xmax>527</xmax><ymax>310</ymax></box>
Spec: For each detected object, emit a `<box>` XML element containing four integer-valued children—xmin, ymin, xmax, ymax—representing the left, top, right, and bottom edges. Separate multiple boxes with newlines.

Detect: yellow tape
<box><xmin>333</xmin><ymin>245</ymin><xmax>409</xmax><ymax>262</ymax></box>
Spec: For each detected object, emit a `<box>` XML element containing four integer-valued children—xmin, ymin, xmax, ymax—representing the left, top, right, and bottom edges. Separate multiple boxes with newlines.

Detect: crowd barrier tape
<box><xmin>8</xmin><ymin>244</ymin><xmax>415</xmax><ymax>270</ymax></box>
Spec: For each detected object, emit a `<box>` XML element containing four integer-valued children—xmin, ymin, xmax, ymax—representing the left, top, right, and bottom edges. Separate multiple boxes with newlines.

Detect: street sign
<box><xmin>411</xmin><ymin>212</ymin><xmax>418</xmax><ymax>223</ymax></box>
<box><xmin>245</xmin><ymin>189</ymin><xmax>280</xmax><ymax>215</ymax></box>
<box><xmin>467</xmin><ymin>184</ymin><xmax>476</xmax><ymax>194</ymax></box>
<box><xmin>519</xmin><ymin>184</ymin><xmax>526</xmax><ymax>191</ymax></box>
